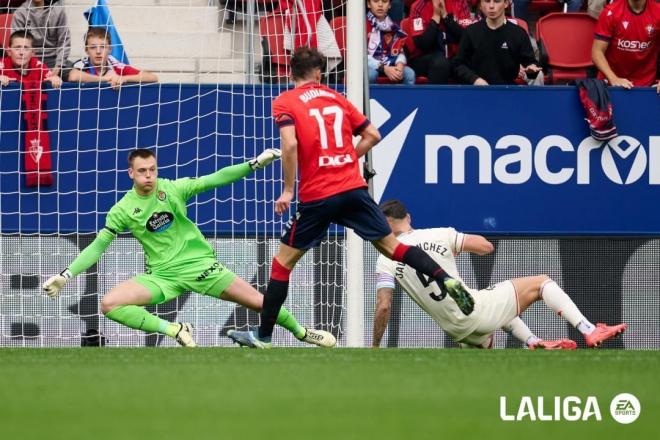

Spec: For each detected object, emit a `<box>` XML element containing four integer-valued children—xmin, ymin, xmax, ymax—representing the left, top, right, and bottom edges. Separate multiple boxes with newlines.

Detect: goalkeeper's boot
<box><xmin>297</xmin><ymin>327</ymin><xmax>336</xmax><ymax>348</ymax></box>
<box><xmin>174</xmin><ymin>322</ymin><xmax>197</xmax><ymax>348</ymax></box>
<box><xmin>584</xmin><ymin>323</ymin><xmax>628</xmax><ymax>348</ymax></box>
<box><xmin>442</xmin><ymin>278</ymin><xmax>475</xmax><ymax>315</ymax></box>
<box><xmin>528</xmin><ymin>339</ymin><xmax>577</xmax><ymax>350</ymax></box>
<box><xmin>227</xmin><ymin>329</ymin><xmax>272</xmax><ymax>349</ymax></box>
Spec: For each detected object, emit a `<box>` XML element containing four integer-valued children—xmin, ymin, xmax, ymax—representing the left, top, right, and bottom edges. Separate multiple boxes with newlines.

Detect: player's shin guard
<box><xmin>391</xmin><ymin>243</ymin><xmax>448</xmax><ymax>281</ymax></box>
<box><xmin>540</xmin><ymin>279</ymin><xmax>594</xmax><ymax>334</ymax></box>
<box><xmin>259</xmin><ymin>258</ymin><xmax>292</xmax><ymax>339</ymax></box>
<box><xmin>105</xmin><ymin>305</ymin><xmax>170</xmax><ymax>335</ymax></box>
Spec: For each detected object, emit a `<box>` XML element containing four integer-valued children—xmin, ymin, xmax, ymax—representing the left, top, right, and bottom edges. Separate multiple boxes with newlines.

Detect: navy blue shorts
<box><xmin>281</xmin><ymin>188</ymin><xmax>392</xmax><ymax>249</ymax></box>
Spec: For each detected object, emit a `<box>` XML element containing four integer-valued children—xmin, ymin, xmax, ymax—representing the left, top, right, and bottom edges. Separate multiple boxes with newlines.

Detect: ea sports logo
<box><xmin>601</xmin><ymin>136</ymin><xmax>647</xmax><ymax>184</ymax></box>
<box><xmin>610</xmin><ymin>393</ymin><xmax>641</xmax><ymax>424</ymax></box>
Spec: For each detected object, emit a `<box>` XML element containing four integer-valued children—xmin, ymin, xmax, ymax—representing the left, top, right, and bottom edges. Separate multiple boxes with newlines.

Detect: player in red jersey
<box><xmin>592</xmin><ymin>0</ymin><xmax>660</xmax><ymax>93</ymax></box>
<box><xmin>228</xmin><ymin>47</ymin><xmax>472</xmax><ymax>348</ymax></box>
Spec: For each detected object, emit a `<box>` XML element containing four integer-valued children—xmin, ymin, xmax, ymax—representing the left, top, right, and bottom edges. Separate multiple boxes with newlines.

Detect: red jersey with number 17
<box><xmin>272</xmin><ymin>82</ymin><xmax>371</xmax><ymax>203</ymax></box>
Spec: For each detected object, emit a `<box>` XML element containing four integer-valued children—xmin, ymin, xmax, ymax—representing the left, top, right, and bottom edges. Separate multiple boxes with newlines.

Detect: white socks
<box><xmin>540</xmin><ymin>279</ymin><xmax>595</xmax><ymax>335</ymax></box>
<box><xmin>503</xmin><ymin>317</ymin><xmax>540</xmax><ymax>346</ymax></box>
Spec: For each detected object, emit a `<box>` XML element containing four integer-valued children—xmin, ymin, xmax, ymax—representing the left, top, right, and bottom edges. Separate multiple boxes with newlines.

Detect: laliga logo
<box><xmin>500</xmin><ymin>393</ymin><xmax>642</xmax><ymax>423</ymax></box>
<box><xmin>424</xmin><ymin>134</ymin><xmax>660</xmax><ymax>185</ymax></box>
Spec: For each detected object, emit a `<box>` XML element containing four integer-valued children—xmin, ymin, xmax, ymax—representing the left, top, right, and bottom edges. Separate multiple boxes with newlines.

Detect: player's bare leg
<box><xmin>373</xmin><ymin>234</ymin><xmax>475</xmax><ymax>315</ymax></box>
<box><xmin>101</xmin><ymin>280</ymin><xmax>196</xmax><ymax>347</ymax></box>
<box><xmin>222</xmin><ymin>276</ymin><xmax>336</xmax><ymax>348</ymax></box>
<box><xmin>512</xmin><ymin>275</ymin><xmax>627</xmax><ymax>348</ymax></box>
<box><xmin>230</xmin><ymin>243</ymin><xmax>329</xmax><ymax>348</ymax></box>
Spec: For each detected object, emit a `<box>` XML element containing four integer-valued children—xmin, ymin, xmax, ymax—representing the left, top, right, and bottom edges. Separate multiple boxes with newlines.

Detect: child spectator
<box><xmin>453</xmin><ymin>0</ymin><xmax>541</xmax><ymax>85</ymax></box>
<box><xmin>69</xmin><ymin>26</ymin><xmax>158</xmax><ymax>89</ymax></box>
<box><xmin>367</xmin><ymin>0</ymin><xmax>415</xmax><ymax>84</ymax></box>
<box><xmin>11</xmin><ymin>0</ymin><xmax>71</xmax><ymax>79</ymax></box>
<box><xmin>0</xmin><ymin>29</ymin><xmax>61</xmax><ymax>87</ymax></box>
<box><xmin>0</xmin><ymin>29</ymin><xmax>60</xmax><ymax>187</ymax></box>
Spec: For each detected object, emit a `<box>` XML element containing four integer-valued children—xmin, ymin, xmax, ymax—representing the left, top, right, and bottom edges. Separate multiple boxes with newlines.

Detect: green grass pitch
<box><xmin>0</xmin><ymin>348</ymin><xmax>657</xmax><ymax>439</ymax></box>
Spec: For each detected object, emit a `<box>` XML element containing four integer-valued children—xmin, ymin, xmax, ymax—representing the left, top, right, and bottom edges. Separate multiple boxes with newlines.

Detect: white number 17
<box><xmin>309</xmin><ymin>105</ymin><xmax>344</xmax><ymax>149</ymax></box>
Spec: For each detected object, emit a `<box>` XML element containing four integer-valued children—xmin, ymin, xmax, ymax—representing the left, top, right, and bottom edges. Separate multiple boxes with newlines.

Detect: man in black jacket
<box><xmin>453</xmin><ymin>0</ymin><xmax>541</xmax><ymax>85</ymax></box>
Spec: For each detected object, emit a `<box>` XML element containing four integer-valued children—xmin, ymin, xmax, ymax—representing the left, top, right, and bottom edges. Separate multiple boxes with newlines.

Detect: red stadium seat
<box><xmin>536</xmin><ymin>12</ymin><xmax>597</xmax><ymax>84</ymax></box>
<box><xmin>0</xmin><ymin>13</ymin><xmax>13</xmax><ymax>49</ymax></box>
<box><xmin>507</xmin><ymin>17</ymin><xmax>530</xmax><ymax>35</ymax></box>
<box><xmin>258</xmin><ymin>13</ymin><xmax>289</xmax><ymax>83</ymax></box>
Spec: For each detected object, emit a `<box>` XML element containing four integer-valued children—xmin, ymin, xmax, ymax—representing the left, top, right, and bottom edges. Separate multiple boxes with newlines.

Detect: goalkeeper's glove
<box><xmin>43</xmin><ymin>269</ymin><xmax>72</xmax><ymax>299</ymax></box>
<box><xmin>249</xmin><ymin>148</ymin><xmax>282</xmax><ymax>170</ymax></box>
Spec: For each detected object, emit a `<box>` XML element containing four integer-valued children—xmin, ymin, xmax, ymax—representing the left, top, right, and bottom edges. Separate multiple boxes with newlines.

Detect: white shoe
<box><xmin>298</xmin><ymin>328</ymin><xmax>336</xmax><ymax>348</ymax></box>
<box><xmin>174</xmin><ymin>323</ymin><xmax>197</xmax><ymax>347</ymax></box>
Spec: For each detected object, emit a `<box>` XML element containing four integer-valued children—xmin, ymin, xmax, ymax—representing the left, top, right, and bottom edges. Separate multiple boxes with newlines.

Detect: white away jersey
<box><xmin>375</xmin><ymin>227</ymin><xmax>480</xmax><ymax>340</ymax></box>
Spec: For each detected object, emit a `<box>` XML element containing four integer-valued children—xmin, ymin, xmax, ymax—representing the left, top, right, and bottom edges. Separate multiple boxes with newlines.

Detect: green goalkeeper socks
<box><xmin>276</xmin><ymin>307</ymin><xmax>306</xmax><ymax>339</ymax></box>
<box><xmin>105</xmin><ymin>305</ymin><xmax>175</xmax><ymax>336</ymax></box>
<box><xmin>106</xmin><ymin>305</ymin><xmax>304</xmax><ymax>339</ymax></box>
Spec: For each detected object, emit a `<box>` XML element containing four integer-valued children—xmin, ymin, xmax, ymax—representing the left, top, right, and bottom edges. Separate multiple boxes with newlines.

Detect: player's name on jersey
<box><xmin>499</xmin><ymin>396</ymin><xmax>602</xmax><ymax>422</ymax></box>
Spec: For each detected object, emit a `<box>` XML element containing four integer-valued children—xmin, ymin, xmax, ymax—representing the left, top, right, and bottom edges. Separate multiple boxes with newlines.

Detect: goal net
<box><xmin>0</xmin><ymin>0</ymin><xmax>350</xmax><ymax>347</ymax></box>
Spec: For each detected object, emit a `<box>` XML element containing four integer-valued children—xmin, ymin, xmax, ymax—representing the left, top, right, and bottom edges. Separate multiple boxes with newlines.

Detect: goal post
<box><xmin>344</xmin><ymin>0</ymin><xmax>367</xmax><ymax>348</ymax></box>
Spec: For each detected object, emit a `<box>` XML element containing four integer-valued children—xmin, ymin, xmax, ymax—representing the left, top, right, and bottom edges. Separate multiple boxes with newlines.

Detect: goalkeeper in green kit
<box><xmin>43</xmin><ymin>148</ymin><xmax>336</xmax><ymax>348</ymax></box>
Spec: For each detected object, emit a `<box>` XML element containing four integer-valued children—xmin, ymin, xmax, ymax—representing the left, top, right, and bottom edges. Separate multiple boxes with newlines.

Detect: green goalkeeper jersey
<box><xmin>105</xmin><ymin>177</ymin><xmax>215</xmax><ymax>272</ymax></box>
<box><xmin>66</xmin><ymin>162</ymin><xmax>253</xmax><ymax>277</ymax></box>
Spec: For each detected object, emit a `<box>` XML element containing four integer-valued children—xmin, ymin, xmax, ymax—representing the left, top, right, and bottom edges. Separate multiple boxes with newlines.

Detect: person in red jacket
<box><xmin>591</xmin><ymin>0</ymin><xmax>660</xmax><ymax>93</ymax></box>
<box><xmin>0</xmin><ymin>30</ymin><xmax>61</xmax><ymax>88</ymax></box>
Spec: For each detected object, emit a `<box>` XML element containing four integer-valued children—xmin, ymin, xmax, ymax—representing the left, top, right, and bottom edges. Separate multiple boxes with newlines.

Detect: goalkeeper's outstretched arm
<box><xmin>183</xmin><ymin>148</ymin><xmax>281</xmax><ymax>198</ymax></box>
<box><xmin>42</xmin><ymin>228</ymin><xmax>116</xmax><ymax>298</ymax></box>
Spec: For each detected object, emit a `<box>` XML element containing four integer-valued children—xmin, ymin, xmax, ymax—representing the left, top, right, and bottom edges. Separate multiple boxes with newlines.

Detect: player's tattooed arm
<box><xmin>373</xmin><ymin>287</ymin><xmax>394</xmax><ymax>348</ymax></box>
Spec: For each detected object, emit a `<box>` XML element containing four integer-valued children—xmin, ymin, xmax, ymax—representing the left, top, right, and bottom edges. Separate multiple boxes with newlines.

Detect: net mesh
<box><xmin>0</xmin><ymin>0</ymin><xmax>348</xmax><ymax>347</ymax></box>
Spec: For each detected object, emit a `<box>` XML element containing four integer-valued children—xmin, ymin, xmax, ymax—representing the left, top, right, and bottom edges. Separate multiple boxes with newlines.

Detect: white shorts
<box><xmin>457</xmin><ymin>280</ymin><xmax>519</xmax><ymax>348</ymax></box>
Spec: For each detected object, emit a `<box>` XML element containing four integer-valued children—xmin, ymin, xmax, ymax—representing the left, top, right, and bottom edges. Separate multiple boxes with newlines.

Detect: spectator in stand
<box><xmin>513</xmin><ymin>0</ymin><xmax>584</xmax><ymax>22</ymax></box>
<box><xmin>591</xmin><ymin>0</ymin><xmax>660</xmax><ymax>93</ymax></box>
<box><xmin>405</xmin><ymin>0</ymin><xmax>467</xmax><ymax>83</ymax></box>
<box><xmin>367</xmin><ymin>0</ymin><xmax>416</xmax><ymax>84</ymax></box>
<box><xmin>11</xmin><ymin>0</ymin><xmax>70</xmax><ymax>79</ymax></box>
<box><xmin>0</xmin><ymin>29</ymin><xmax>61</xmax><ymax>87</ymax></box>
<box><xmin>68</xmin><ymin>27</ymin><xmax>158</xmax><ymax>89</ymax></box>
<box><xmin>453</xmin><ymin>0</ymin><xmax>541</xmax><ymax>85</ymax></box>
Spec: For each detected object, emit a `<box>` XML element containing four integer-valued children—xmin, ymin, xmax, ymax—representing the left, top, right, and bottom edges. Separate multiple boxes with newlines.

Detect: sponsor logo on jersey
<box><xmin>424</xmin><ymin>134</ymin><xmax>660</xmax><ymax>185</ymax></box>
<box><xmin>146</xmin><ymin>212</ymin><xmax>174</xmax><ymax>233</ymax></box>
<box><xmin>133</xmin><ymin>208</ymin><xmax>142</xmax><ymax>215</ymax></box>
<box><xmin>617</xmin><ymin>39</ymin><xmax>652</xmax><ymax>51</ymax></box>
<box><xmin>157</xmin><ymin>191</ymin><xmax>167</xmax><ymax>201</ymax></box>
<box><xmin>319</xmin><ymin>153</ymin><xmax>354</xmax><ymax>167</ymax></box>
<box><xmin>196</xmin><ymin>262</ymin><xmax>221</xmax><ymax>281</ymax></box>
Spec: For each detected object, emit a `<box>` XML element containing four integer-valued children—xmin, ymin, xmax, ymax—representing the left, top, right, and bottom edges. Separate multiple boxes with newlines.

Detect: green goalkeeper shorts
<box><xmin>133</xmin><ymin>258</ymin><xmax>237</xmax><ymax>305</ymax></box>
